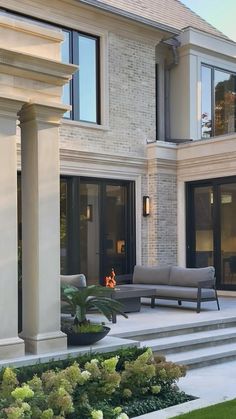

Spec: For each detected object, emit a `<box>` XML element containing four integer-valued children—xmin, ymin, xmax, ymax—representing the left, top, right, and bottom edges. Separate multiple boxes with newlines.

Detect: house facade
<box><xmin>0</xmin><ymin>0</ymin><xmax>236</xmax><ymax>359</ymax></box>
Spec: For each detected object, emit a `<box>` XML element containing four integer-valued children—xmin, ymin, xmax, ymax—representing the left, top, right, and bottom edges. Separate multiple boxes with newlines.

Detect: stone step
<box><xmin>164</xmin><ymin>342</ymin><xmax>236</xmax><ymax>369</ymax></box>
<box><xmin>0</xmin><ymin>336</ymin><xmax>139</xmax><ymax>368</ymax></box>
<box><xmin>142</xmin><ymin>326</ymin><xmax>236</xmax><ymax>354</ymax></box>
<box><xmin>117</xmin><ymin>316</ymin><xmax>236</xmax><ymax>341</ymax></box>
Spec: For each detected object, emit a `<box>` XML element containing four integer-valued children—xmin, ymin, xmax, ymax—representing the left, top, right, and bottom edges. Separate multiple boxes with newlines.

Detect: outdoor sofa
<box><xmin>116</xmin><ymin>265</ymin><xmax>220</xmax><ymax>313</ymax></box>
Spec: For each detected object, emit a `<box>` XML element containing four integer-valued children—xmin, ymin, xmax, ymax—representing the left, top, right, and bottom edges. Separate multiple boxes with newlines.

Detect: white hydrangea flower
<box><xmin>91</xmin><ymin>410</ymin><xmax>103</xmax><ymax>419</ymax></box>
<box><xmin>117</xmin><ymin>414</ymin><xmax>129</xmax><ymax>419</ymax></box>
<box><xmin>81</xmin><ymin>370</ymin><xmax>91</xmax><ymax>380</ymax></box>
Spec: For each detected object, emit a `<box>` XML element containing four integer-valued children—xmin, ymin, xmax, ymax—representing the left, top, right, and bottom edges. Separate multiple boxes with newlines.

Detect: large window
<box><xmin>62</xmin><ymin>30</ymin><xmax>100</xmax><ymax>124</ymax></box>
<box><xmin>201</xmin><ymin>65</ymin><xmax>236</xmax><ymax>138</ymax></box>
<box><xmin>187</xmin><ymin>177</ymin><xmax>236</xmax><ymax>290</ymax></box>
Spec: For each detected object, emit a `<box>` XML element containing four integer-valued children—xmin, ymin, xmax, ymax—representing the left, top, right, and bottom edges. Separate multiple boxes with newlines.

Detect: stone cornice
<box><xmin>146</xmin><ymin>138</ymin><xmax>236</xmax><ymax>178</ymax></box>
<box><xmin>147</xmin><ymin>142</ymin><xmax>177</xmax><ymax>174</ymax></box>
<box><xmin>0</xmin><ymin>94</ymin><xmax>26</xmax><ymax>118</ymax></box>
<box><xmin>0</xmin><ymin>48</ymin><xmax>77</xmax><ymax>85</ymax></box>
<box><xmin>0</xmin><ymin>12</ymin><xmax>64</xmax><ymax>42</ymax></box>
<box><xmin>177</xmin><ymin>151</ymin><xmax>236</xmax><ymax>180</ymax></box>
<box><xmin>16</xmin><ymin>145</ymin><xmax>147</xmax><ymax>178</ymax></box>
<box><xmin>60</xmin><ymin>148</ymin><xmax>147</xmax><ymax>170</ymax></box>
<box><xmin>148</xmin><ymin>157</ymin><xmax>177</xmax><ymax>174</ymax></box>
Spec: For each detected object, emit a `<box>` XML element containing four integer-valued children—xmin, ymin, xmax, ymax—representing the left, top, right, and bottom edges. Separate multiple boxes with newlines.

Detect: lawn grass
<box><xmin>173</xmin><ymin>399</ymin><xmax>236</xmax><ymax>418</ymax></box>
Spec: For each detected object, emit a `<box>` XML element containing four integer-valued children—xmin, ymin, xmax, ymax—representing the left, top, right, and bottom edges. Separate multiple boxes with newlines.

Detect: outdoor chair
<box><xmin>61</xmin><ymin>273</ymin><xmax>87</xmax><ymax>288</ymax></box>
<box><xmin>61</xmin><ymin>274</ymin><xmax>87</xmax><ymax>314</ymax></box>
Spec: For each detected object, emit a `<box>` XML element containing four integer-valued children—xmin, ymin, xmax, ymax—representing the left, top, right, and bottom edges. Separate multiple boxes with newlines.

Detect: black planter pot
<box><xmin>64</xmin><ymin>326</ymin><xmax>110</xmax><ymax>346</ymax></box>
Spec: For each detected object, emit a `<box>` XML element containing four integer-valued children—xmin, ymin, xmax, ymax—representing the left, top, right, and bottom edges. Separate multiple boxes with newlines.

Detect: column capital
<box><xmin>18</xmin><ymin>102</ymin><xmax>70</xmax><ymax>126</ymax></box>
<box><xmin>0</xmin><ymin>94</ymin><xmax>26</xmax><ymax>119</ymax></box>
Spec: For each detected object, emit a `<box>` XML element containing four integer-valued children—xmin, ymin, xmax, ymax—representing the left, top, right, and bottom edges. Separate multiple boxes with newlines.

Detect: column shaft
<box><xmin>19</xmin><ymin>103</ymin><xmax>67</xmax><ymax>354</ymax></box>
<box><xmin>0</xmin><ymin>98</ymin><xmax>25</xmax><ymax>359</ymax></box>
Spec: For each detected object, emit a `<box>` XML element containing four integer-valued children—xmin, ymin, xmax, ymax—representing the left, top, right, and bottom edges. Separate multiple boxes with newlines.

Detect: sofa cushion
<box><xmin>169</xmin><ymin>266</ymin><xmax>215</xmax><ymax>288</ymax></box>
<box><xmin>133</xmin><ymin>265</ymin><xmax>170</xmax><ymax>285</ymax></box>
<box><xmin>154</xmin><ymin>285</ymin><xmax>215</xmax><ymax>299</ymax></box>
<box><xmin>61</xmin><ymin>274</ymin><xmax>86</xmax><ymax>288</ymax></box>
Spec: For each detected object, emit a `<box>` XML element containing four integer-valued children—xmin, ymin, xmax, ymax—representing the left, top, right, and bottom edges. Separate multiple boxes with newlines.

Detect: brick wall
<box><xmin>59</xmin><ymin>31</ymin><xmax>156</xmax><ymax>157</ymax></box>
<box><xmin>148</xmin><ymin>171</ymin><xmax>177</xmax><ymax>266</ymax></box>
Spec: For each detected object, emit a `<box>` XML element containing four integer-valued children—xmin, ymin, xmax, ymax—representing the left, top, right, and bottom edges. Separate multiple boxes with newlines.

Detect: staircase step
<box><xmin>141</xmin><ymin>326</ymin><xmax>236</xmax><ymax>353</ymax></box>
<box><xmin>118</xmin><ymin>316</ymin><xmax>236</xmax><ymax>341</ymax></box>
<box><xmin>164</xmin><ymin>342</ymin><xmax>236</xmax><ymax>368</ymax></box>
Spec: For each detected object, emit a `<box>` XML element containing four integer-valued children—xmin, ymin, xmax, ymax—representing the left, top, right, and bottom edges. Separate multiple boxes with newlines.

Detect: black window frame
<box><xmin>70</xmin><ymin>31</ymin><xmax>101</xmax><ymax>124</ymax></box>
<box><xmin>60</xmin><ymin>176</ymin><xmax>136</xmax><ymax>279</ymax></box>
<box><xmin>0</xmin><ymin>7</ymin><xmax>101</xmax><ymax>125</ymax></box>
<box><xmin>201</xmin><ymin>63</ymin><xmax>236</xmax><ymax>138</ymax></box>
<box><xmin>186</xmin><ymin>175</ymin><xmax>236</xmax><ymax>290</ymax></box>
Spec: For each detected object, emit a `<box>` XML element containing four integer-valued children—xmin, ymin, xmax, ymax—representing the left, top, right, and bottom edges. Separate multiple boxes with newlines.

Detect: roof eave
<box><xmin>78</xmin><ymin>0</ymin><xmax>180</xmax><ymax>36</ymax></box>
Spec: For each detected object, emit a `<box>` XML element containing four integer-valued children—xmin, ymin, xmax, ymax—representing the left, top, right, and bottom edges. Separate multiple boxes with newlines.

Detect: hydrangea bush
<box><xmin>0</xmin><ymin>349</ymin><xmax>189</xmax><ymax>419</ymax></box>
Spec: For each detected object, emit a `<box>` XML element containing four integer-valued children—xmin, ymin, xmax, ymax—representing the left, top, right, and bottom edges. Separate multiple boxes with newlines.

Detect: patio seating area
<box><xmin>105</xmin><ymin>295</ymin><xmax>235</xmax><ymax>335</ymax></box>
<box><xmin>2</xmin><ymin>295</ymin><xmax>236</xmax><ymax>370</ymax></box>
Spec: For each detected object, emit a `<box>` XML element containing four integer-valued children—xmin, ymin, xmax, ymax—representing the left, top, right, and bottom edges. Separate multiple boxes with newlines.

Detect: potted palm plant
<box><xmin>61</xmin><ymin>284</ymin><xmax>128</xmax><ymax>345</ymax></box>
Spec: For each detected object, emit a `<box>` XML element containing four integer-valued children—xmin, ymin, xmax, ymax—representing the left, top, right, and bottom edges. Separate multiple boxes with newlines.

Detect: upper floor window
<box><xmin>201</xmin><ymin>65</ymin><xmax>236</xmax><ymax>138</ymax></box>
<box><xmin>62</xmin><ymin>29</ymin><xmax>100</xmax><ymax>124</ymax></box>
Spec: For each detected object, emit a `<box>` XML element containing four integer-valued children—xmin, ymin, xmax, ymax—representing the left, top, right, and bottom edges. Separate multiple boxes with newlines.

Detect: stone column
<box><xmin>19</xmin><ymin>103</ymin><xmax>67</xmax><ymax>354</ymax></box>
<box><xmin>0</xmin><ymin>97</ymin><xmax>25</xmax><ymax>359</ymax></box>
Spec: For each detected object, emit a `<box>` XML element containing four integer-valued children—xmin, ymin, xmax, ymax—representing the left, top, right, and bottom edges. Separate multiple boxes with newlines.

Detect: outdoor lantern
<box><xmin>86</xmin><ymin>204</ymin><xmax>93</xmax><ymax>221</ymax></box>
<box><xmin>143</xmin><ymin>196</ymin><xmax>150</xmax><ymax>217</ymax></box>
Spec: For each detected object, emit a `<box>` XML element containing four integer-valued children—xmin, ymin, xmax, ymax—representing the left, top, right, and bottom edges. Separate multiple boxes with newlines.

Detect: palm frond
<box><xmin>61</xmin><ymin>284</ymin><xmax>128</xmax><ymax>322</ymax></box>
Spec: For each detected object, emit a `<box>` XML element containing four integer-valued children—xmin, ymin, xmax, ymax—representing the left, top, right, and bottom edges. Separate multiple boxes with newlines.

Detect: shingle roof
<box><xmin>83</xmin><ymin>0</ymin><xmax>229</xmax><ymax>40</ymax></box>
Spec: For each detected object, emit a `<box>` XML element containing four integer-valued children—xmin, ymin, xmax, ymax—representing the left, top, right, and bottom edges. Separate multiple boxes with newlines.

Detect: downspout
<box><xmin>161</xmin><ymin>38</ymin><xmax>180</xmax><ymax>141</ymax></box>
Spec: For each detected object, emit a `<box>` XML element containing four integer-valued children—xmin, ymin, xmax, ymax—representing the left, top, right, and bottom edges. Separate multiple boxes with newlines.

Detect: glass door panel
<box><xmin>220</xmin><ymin>183</ymin><xmax>236</xmax><ymax>285</ymax></box>
<box><xmin>60</xmin><ymin>177</ymin><xmax>135</xmax><ymax>284</ymax></box>
<box><xmin>102</xmin><ymin>184</ymin><xmax>127</xmax><ymax>278</ymax></box>
<box><xmin>80</xmin><ymin>182</ymin><xmax>100</xmax><ymax>285</ymax></box>
<box><xmin>60</xmin><ymin>180</ymin><xmax>68</xmax><ymax>274</ymax></box>
<box><xmin>193</xmin><ymin>186</ymin><xmax>214</xmax><ymax>267</ymax></box>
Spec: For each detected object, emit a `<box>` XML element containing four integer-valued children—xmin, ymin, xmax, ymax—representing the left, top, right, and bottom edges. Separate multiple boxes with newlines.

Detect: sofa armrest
<box><xmin>197</xmin><ymin>278</ymin><xmax>215</xmax><ymax>289</ymax></box>
<box><xmin>115</xmin><ymin>274</ymin><xmax>133</xmax><ymax>284</ymax></box>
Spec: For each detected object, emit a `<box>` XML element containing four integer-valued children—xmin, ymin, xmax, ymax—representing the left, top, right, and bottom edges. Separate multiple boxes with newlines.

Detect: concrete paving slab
<box><xmin>134</xmin><ymin>359</ymin><xmax>236</xmax><ymax>418</ymax></box>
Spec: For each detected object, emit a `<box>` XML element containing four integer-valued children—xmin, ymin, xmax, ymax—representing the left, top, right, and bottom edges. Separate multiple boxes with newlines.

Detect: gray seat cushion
<box><xmin>154</xmin><ymin>285</ymin><xmax>215</xmax><ymax>299</ymax></box>
<box><xmin>169</xmin><ymin>266</ymin><xmax>215</xmax><ymax>288</ymax></box>
<box><xmin>133</xmin><ymin>265</ymin><xmax>170</xmax><ymax>285</ymax></box>
<box><xmin>61</xmin><ymin>274</ymin><xmax>87</xmax><ymax>288</ymax></box>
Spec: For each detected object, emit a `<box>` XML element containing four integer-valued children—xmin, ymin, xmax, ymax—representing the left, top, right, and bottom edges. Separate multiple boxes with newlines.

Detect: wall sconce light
<box><xmin>86</xmin><ymin>204</ymin><xmax>93</xmax><ymax>221</ymax></box>
<box><xmin>143</xmin><ymin>196</ymin><xmax>150</xmax><ymax>217</ymax></box>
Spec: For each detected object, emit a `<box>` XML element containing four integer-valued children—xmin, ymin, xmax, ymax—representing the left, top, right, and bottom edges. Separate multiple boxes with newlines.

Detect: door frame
<box><xmin>61</xmin><ymin>175</ymin><xmax>136</xmax><ymax>279</ymax></box>
<box><xmin>186</xmin><ymin>175</ymin><xmax>236</xmax><ymax>290</ymax></box>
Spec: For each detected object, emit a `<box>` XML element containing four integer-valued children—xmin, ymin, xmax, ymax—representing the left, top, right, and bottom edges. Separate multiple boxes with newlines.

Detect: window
<box><xmin>201</xmin><ymin>65</ymin><xmax>236</xmax><ymax>138</ymax></box>
<box><xmin>62</xmin><ymin>30</ymin><xmax>100</xmax><ymax>124</ymax></box>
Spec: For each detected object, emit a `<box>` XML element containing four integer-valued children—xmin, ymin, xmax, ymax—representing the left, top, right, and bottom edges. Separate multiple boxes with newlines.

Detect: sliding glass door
<box><xmin>220</xmin><ymin>183</ymin><xmax>236</xmax><ymax>286</ymax></box>
<box><xmin>61</xmin><ymin>177</ymin><xmax>136</xmax><ymax>284</ymax></box>
<box><xmin>187</xmin><ymin>177</ymin><xmax>236</xmax><ymax>289</ymax></box>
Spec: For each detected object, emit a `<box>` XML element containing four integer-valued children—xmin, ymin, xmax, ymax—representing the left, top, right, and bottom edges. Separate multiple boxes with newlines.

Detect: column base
<box><xmin>0</xmin><ymin>337</ymin><xmax>25</xmax><ymax>360</ymax></box>
<box><xmin>21</xmin><ymin>331</ymin><xmax>67</xmax><ymax>355</ymax></box>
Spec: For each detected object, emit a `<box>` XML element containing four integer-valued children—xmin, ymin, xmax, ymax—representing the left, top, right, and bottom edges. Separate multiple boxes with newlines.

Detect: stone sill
<box><xmin>61</xmin><ymin>118</ymin><xmax>110</xmax><ymax>131</ymax></box>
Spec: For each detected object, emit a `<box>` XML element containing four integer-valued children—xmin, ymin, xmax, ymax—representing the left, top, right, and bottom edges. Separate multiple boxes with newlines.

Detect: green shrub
<box><xmin>0</xmin><ymin>348</ymin><xmax>191</xmax><ymax>419</ymax></box>
<box><xmin>2</xmin><ymin>347</ymin><xmax>146</xmax><ymax>384</ymax></box>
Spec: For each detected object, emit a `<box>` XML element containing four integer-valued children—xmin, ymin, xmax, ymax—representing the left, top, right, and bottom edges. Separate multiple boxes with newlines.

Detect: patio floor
<box><xmin>91</xmin><ymin>295</ymin><xmax>236</xmax><ymax>337</ymax></box>
<box><xmin>1</xmin><ymin>295</ymin><xmax>236</xmax><ymax>369</ymax></box>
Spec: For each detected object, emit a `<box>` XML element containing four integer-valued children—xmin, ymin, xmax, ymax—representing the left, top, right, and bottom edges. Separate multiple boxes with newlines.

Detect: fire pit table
<box><xmin>108</xmin><ymin>285</ymin><xmax>156</xmax><ymax>323</ymax></box>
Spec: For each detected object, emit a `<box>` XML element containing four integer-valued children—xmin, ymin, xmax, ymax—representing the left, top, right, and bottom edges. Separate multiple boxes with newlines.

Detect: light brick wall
<box><xmin>148</xmin><ymin>171</ymin><xmax>178</xmax><ymax>266</ymax></box>
<box><xmin>59</xmin><ymin>31</ymin><xmax>156</xmax><ymax>156</ymax></box>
